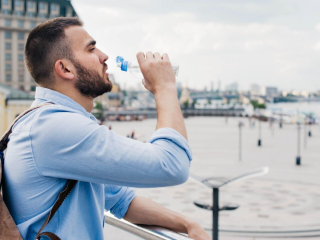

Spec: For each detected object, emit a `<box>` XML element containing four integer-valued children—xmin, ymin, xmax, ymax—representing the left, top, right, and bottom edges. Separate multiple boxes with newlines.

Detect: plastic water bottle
<box><xmin>116</xmin><ymin>56</ymin><xmax>179</xmax><ymax>79</ymax></box>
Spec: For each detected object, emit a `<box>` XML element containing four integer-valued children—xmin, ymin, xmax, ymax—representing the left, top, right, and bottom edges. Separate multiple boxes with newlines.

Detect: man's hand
<box><xmin>124</xmin><ymin>196</ymin><xmax>211</xmax><ymax>240</ymax></box>
<box><xmin>136</xmin><ymin>52</ymin><xmax>176</xmax><ymax>95</ymax></box>
<box><xmin>186</xmin><ymin>221</ymin><xmax>211</xmax><ymax>240</ymax></box>
<box><xmin>136</xmin><ymin>52</ymin><xmax>188</xmax><ymax>140</ymax></box>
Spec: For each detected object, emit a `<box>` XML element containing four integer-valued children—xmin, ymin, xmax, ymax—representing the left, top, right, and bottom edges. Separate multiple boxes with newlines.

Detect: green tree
<box><xmin>250</xmin><ymin>100</ymin><xmax>266</xmax><ymax>109</ymax></box>
<box><xmin>92</xmin><ymin>101</ymin><xmax>103</xmax><ymax>120</ymax></box>
<box><xmin>182</xmin><ymin>100</ymin><xmax>189</xmax><ymax>109</ymax></box>
<box><xmin>191</xmin><ymin>99</ymin><xmax>197</xmax><ymax>109</ymax></box>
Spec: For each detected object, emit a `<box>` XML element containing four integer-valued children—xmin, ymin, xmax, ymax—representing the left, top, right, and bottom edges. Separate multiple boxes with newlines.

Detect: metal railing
<box><xmin>104</xmin><ymin>167</ymin><xmax>269</xmax><ymax>240</ymax></box>
<box><xmin>104</xmin><ymin>211</ymin><xmax>193</xmax><ymax>240</ymax></box>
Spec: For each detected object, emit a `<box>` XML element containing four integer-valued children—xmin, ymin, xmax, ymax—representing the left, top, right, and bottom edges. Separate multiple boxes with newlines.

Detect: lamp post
<box><xmin>271</xmin><ymin>113</ymin><xmax>274</xmax><ymax>136</ymax></box>
<box><xmin>279</xmin><ymin>109</ymin><xmax>283</xmax><ymax>128</ymax></box>
<box><xmin>296</xmin><ymin>110</ymin><xmax>301</xmax><ymax>166</ymax></box>
<box><xmin>304</xmin><ymin>118</ymin><xmax>307</xmax><ymax>149</ymax></box>
<box><xmin>239</xmin><ymin>121</ymin><xmax>244</xmax><ymax>161</ymax></box>
<box><xmin>258</xmin><ymin>110</ymin><xmax>262</xmax><ymax>147</ymax></box>
<box><xmin>308</xmin><ymin>118</ymin><xmax>312</xmax><ymax>137</ymax></box>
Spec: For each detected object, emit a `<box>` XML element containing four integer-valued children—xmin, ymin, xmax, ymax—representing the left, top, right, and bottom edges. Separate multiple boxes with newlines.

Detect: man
<box><xmin>3</xmin><ymin>17</ymin><xmax>210</xmax><ymax>240</ymax></box>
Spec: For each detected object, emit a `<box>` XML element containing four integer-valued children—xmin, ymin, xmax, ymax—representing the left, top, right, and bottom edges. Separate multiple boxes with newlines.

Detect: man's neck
<box><xmin>52</xmin><ymin>85</ymin><xmax>94</xmax><ymax>113</ymax></box>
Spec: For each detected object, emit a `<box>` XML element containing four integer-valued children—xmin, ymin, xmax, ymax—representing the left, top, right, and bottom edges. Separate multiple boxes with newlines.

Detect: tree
<box><xmin>191</xmin><ymin>99</ymin><xmax>197</xmax><ymax>109</ymax></box>
<box><xmin>250</xmin><ymin>100</ymin><xmax>266</xmax><ymax>109</ymax></box>
<box><xmin>182</xmin><ymin>100</ymin><xmax>189</xmax><ymax>109</ymax></box>
<box><xmin>92</xmin><ymin>101</ymin><xmax>103</xmax><ymax>120</ymax></box>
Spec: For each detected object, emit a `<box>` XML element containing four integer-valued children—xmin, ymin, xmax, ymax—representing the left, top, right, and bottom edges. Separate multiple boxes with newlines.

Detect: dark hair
<box><xmin>25</xmin><ymin>17</ymin><xmax>83</xmax><ymax>87</ymax></box>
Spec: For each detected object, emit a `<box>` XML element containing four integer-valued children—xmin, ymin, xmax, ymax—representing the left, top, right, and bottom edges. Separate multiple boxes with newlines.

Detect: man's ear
<box><xmin>54</xmin><ymin>59</ymin><xmax>75</xmax><ymax>80</ymax></box>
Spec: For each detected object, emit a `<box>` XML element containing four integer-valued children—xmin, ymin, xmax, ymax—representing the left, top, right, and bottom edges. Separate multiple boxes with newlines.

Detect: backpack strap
<box><xmin>0</xmin><ymin>103</ymin><xmax>53</xmax><ymax>152</ymax></box>
<box><xmin>35</xmin><ymin>179</ymin><xmax>77</xmax><ymax>240</ymax></box>
<box><xmin>0</xmin><ymin>103</ymin><xmax>53</xmax><ymax>190</ymax></box>
<box><xmin>0</xmin><ymin>102</ymin><xmax>78</xmax><ymax>240</ymax></box>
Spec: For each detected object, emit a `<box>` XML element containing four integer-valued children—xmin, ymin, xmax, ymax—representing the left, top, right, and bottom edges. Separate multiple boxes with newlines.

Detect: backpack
<box><xmin>0</xmin><ymin>103</ymin><xmax>77</xmax><ymax>240</ymax></box>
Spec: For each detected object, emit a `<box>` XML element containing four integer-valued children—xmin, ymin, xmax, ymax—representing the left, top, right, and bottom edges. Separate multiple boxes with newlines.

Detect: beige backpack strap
<box><xmin>0</xmin><ymin>103</ymin><xmax>53</xmax><ymax>152</ymax></box>
<box><xmin>0</xmin><ymin>103</ymin><xmax>53</xmax><ymax>240</ymax></box>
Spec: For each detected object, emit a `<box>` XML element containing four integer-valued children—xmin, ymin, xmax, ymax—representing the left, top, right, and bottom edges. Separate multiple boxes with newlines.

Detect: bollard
<box><xmin>308</xmin><ymin>121</ymin><xmax>312</xmax><ymax>137</ymax></box>
<box><xmin>304</xmin><ymin>121</ymin><xmax>307</xmax><ymax>149</ymax></box>
<box><xmin>258</xmin><ymin>114</ymin><xmax>262</xmax><ymax>147</ymax></box>
<box><xmin>279</xmin><ymin>110</ymin><xmax>283</xmax><ymax>128</ymax></box>
<box><xmin>296</xmin><ymin>156</ymin><xmax>301</xmax><ymax>165</ymax></box>
<box><xmin>296</xmin><ymin>113</ymin><xmax>301</xmax><ymax>166</ymax></box>
<box><xmin>238</xmin><ymin>122</ymin><xmax>243</xmax><ymax>161</ymax></box>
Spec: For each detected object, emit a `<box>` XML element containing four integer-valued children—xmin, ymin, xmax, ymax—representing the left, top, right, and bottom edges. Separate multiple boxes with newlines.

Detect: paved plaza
<box><xmin>103</xmin><ymin>117</ymin><xmax>320</xmax><ymax>239</ymax></box>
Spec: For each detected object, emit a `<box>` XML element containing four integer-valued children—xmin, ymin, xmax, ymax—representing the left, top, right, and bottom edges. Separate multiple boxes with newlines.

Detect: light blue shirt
<box><xmin>3</xmin><ymin>87</ymin><xmax>192</xmax><ymax>240</ymax></box>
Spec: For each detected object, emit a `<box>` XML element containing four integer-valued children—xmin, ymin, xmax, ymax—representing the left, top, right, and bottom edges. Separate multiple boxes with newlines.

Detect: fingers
<box><xmin>140</xmin><ymin>52</ymin><xmax>170</xmax><ymax>61</ymax></box>
<box><xmin>153</xmin><ymin>52</ymin><xmax>161</xmax><ymax>60</ymax></box>
<box><xmin>162</xmin><ymin>53</ymin><xmax>170</xmax><ymax>61</ymax></box>
<box><xmin>136</xmin><ymin>52</ymin><xmax>145</xmax><ymax>65</ymax></box>
<box><xmin>146</xmin><ymin>51</ymin><xmax>153</xmax><ymax>60</ymax></box>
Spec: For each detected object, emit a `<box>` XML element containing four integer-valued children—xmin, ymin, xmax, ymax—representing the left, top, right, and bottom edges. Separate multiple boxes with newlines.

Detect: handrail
<box><xmin>104</xmin><ymin>211</ymin><xmax>193</xmax><ymax>240</ymax></box>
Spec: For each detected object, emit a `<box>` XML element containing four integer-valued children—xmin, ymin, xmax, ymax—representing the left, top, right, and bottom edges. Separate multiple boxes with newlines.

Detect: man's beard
<box><xmin>72</xmin><ymin>59</ymin><xmax>113</xmax><ymax>98</ymax></box>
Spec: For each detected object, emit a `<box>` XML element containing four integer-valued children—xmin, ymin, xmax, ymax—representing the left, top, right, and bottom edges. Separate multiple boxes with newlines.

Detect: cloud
<box><xmin>73</xmin><ymin>1</ymin><xmax>320</xmax><ymax>91</ymax></box>
<box><xmin>313</xmin><ymin>41</ymin><xmax>320</xmax><ymax>51</ymax></box>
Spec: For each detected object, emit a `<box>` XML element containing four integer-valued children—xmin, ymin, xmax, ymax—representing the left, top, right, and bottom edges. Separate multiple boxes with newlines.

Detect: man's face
<box><xmin>65</xmin><ymin>26</ymin><xmax>112</xmax><ymax>98</ymax></box>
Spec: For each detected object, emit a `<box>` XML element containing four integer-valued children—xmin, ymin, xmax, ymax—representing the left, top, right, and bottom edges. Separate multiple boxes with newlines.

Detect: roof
<box><xmin>0</xmin><ymin>84</ymin><xmax>35</xmax><ymax>101</ymax></box>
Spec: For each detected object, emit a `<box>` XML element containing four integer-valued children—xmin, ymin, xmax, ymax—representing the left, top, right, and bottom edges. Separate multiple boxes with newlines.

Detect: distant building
<box><xmin>176</xmin><ymin>81</ymin><xmax>182</xmax><ymax>92</ymax></box>
<box><xmin>239</xmin><ymin>94</ymin><xmax>251</xmax><ymax>104</ymax></box>
<box><xmin>250</xmin><ymin>84</ymin><xmax>261</xmax><ymax>95</ymax></box>
<box><xmin>266</xmin><ymin>87</ymin><xmax>278</xmax><ymax>97</ymax></box>
<box><xmin>179</xmin><ymin>86</ymin><xmax>192</xmax><ymax>106</ymax></box>
<box><xmin>222</xmin><ymin>95</ymin><xmax>239</xmax><ymax>104</ymax></box>
<box><xmin>225</xmin><ymin>82</ymin><xmax>238</xmax><ymax>92</ymax></box>
<box><xmin>0</xmin><ymin>0</ymin><xmax>77</xmax><ymax>92</ymax></box>
<box><xmin>136</xmin><ymin>91</ymin><xmax>155</xmax><ymax>109</ymax></box>
<box><xmin>105</xmin><ymin>75</ymin><xmax>123</xmax><ymax>108</ymax></box>
<box><xmin>0</xmin><ymin>83</ymin><xmax>34</xmax><ymax>135</ymax></box>
<box><xmin>217</xmin><ymin>79</ymin><xmax>221</xmax><ymax>92</ymax></box>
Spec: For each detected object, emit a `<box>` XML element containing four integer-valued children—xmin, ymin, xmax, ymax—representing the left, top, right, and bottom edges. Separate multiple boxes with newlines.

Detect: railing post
<box><xmin>213</xmin><ymin>188</ymin><xmax>219</xmax><ymax>240</ymax></box>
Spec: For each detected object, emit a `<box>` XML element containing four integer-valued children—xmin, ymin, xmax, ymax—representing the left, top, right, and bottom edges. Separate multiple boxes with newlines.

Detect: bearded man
<box><xmin>2</xmin><ymin>17</ymin><xmax>210</xmax><ymax>240</ymax></box>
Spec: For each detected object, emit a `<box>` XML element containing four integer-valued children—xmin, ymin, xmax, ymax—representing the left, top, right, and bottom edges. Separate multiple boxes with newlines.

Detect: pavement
<box><xmin>103</xmin><ymin>117</ymin><xmax>320</xmax><ymax>239</ymax></box>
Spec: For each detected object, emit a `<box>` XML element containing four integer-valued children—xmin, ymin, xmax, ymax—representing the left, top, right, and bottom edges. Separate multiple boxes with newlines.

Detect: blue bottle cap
<box><xmin>116</xmin><ymin>56</ymin><xmax>124</xmax><ymax>63</ymax></box>
<box><xmin>121</xmin><ymin>61</ymin><xmax>129</xmax><ymax>72</ymax></box>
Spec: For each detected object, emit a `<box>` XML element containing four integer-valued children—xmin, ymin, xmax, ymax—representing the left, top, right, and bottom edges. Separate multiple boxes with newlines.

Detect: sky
<box><xmin>72</xmin><ymin>0</ymin><xmax>320</xmax><ymax>92</ymax></box>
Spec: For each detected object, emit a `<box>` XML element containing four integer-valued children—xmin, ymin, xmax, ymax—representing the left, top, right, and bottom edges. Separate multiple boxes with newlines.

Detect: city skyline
<box><xmin>73</xmin><ymin>0</ymin><xmax>320</xmax><ymax>92</ymax></box>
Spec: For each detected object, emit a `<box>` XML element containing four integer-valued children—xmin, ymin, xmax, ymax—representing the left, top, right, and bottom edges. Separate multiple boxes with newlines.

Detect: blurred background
<box><xmin>0</xmin><ymin>0</ymin><xmax>319</xmax><ymax>239</ymax></box>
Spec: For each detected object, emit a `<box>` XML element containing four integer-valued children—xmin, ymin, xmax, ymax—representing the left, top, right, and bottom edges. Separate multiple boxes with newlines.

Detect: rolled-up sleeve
<box><xmin>104</xmin><ymin>185</ymin><xmax>136</xmax><ymax>219</ymax></box>
<box><xmin>31</xmin><ymin>106</ymin><xmax>192</xmax><ymax>187</ymax></box>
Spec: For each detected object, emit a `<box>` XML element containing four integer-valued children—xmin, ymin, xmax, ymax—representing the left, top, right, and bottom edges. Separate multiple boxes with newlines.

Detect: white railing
<box><xmin>104</xmin><ymin>211</ymin><xmax>193</xmax><ymax>240</ymax></box>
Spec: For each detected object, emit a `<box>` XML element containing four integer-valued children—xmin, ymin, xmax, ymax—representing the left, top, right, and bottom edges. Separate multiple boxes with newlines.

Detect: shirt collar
<box><xmin>33</xmin><ymin>87</ymin><xmax>95</xmax><ymax>120</ymax></box>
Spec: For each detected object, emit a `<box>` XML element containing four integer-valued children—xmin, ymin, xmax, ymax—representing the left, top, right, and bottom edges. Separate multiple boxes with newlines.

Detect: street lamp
<box><xmin>258</xmin><ymin>110</ymin><xmax>262</xmax><ymax>147</ymax></box>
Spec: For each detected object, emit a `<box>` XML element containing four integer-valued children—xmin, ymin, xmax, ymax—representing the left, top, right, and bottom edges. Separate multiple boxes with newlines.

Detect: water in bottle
<box><xmin>116</xmin><ymin>56</ymin><xmax>179</xmax><ymax>79</ymax></box>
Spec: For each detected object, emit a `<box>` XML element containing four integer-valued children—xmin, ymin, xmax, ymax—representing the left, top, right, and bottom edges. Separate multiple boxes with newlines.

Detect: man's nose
<box><xmin>99</xmin><ymin>50</ymin><xmax>109</xmax><ymax>64</ymax></box>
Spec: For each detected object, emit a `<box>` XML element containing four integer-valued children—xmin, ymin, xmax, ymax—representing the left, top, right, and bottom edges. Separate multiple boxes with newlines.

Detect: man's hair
<box><xmin>25</xmin><ymin>17</ymin><xmax>83</xmax><ymax>87</ymax></box>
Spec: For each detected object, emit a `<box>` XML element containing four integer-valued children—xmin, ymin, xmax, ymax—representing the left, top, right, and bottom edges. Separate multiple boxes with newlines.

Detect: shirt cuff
<box><xmin>110</xmin><ymin>187</ymin><xmax>136</xmax><ymax>219</ymax></box>
<box><xmin>149</xmin><ymin>127</ymin><xmax>193</xmax><ymax>161</ymax></box>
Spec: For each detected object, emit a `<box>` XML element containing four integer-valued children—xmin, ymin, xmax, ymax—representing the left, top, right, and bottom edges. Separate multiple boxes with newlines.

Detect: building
<box><xmin>250</xmin><ymin>84</ymin><xmax>261</xmax><ymax>96</ymax></box>
<box><xmin>179</xmin><ymin>86</ymin><xmax>192</xmax><ymax>107</ymax></box>
<box><xmin>0</xmin><ymin>83</ymin><xmax>34</xmax><ymax>134</ymax></box>
<box><xmin>225</xmin><ymin>82</ymin><xmax>238</xmax><ymax>92</ymax></box>
<box><xmin>0</xmin><ymin>0</ymin><xmax>77</xmax><ymax>92</ymax></box>
<box><xmin>266</xmin><ymin>87</ymin><xmax>278</xmax><ymax>97</ymax></box>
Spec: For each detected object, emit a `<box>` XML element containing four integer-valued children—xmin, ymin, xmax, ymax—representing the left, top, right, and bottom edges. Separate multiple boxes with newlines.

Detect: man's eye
<box><xmin>90</xmin><ymin>48</ymin><xmax>95</xmax><ymax>52</ymax></box>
